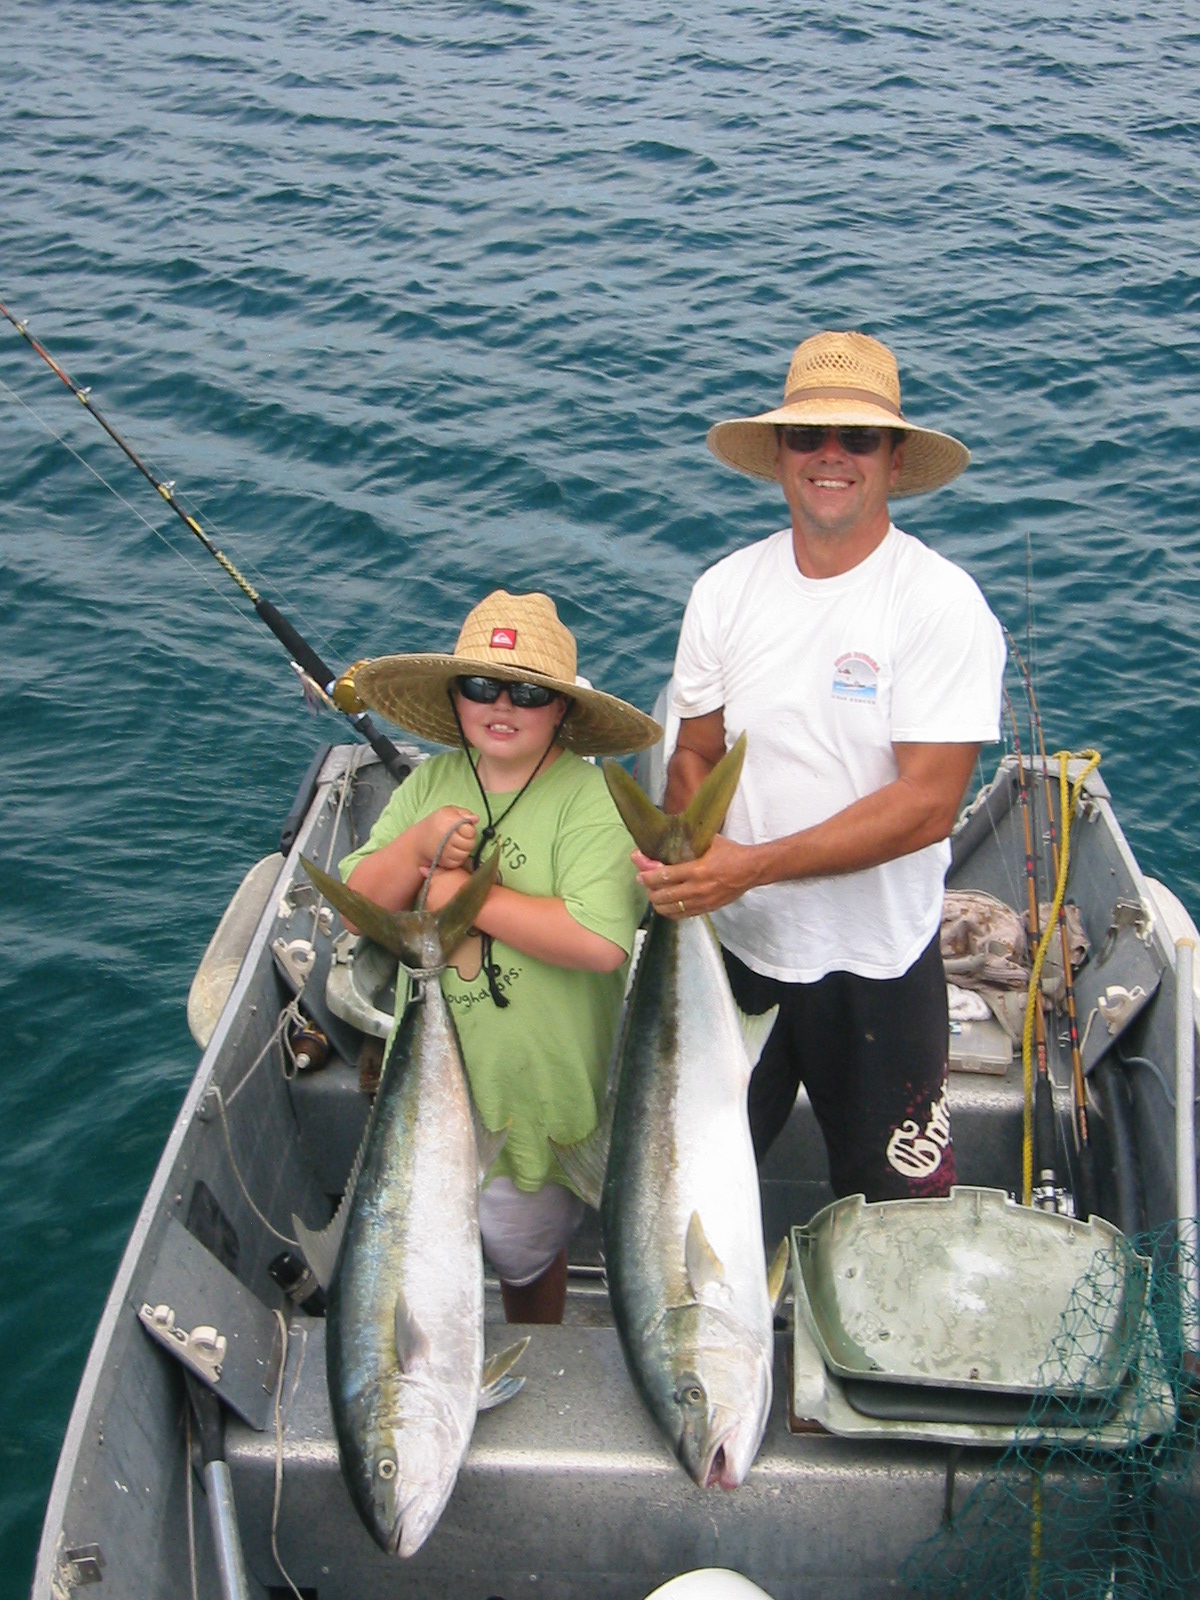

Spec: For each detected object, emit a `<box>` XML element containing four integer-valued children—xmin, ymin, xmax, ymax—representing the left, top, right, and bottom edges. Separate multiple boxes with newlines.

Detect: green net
<box><xmin>902</xmin><ymin>1224</ymin><xmax>1200</xmax><ymax>1600</ymax></box>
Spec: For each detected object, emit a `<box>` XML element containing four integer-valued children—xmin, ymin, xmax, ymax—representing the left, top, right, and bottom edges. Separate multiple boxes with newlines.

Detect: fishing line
<box><xmin>1</xmin><ymin>300</ymin><xmax>409</xmax><ymax>780</ymax></box>
<box><xmin>0</xmin><ymin>374</ymin><xmax>254</xmax><ymax>629</ymax></box>
<box><xmin>1</xmin><ymin>363</ymin><xmax>353</xmax><ymax>684</ymax></box>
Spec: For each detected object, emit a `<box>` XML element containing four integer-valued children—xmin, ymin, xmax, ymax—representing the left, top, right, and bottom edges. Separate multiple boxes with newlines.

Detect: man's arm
<box><xmin>640</xmin><ymin>717</ymin><xmax>980</xmax><ymax>918</ymax></box>
<box><xmin>662</xmin><ymin>708</ymin><xmax>728</xmax><ymax>814</ymax></box>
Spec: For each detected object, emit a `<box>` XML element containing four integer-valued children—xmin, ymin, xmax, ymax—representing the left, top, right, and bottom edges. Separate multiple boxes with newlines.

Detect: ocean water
<box><xmin>3</xmin><ymin>0</ymin><xmax>1200</xmax><ymax>1586</ymax></box>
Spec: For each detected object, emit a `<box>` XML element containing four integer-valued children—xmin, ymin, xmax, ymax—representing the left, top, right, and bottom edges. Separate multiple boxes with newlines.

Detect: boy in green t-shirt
<box><xmin>339</xmin><ymin>590</ymin><xmax>660</xmax><ymax>1322</ymax></box>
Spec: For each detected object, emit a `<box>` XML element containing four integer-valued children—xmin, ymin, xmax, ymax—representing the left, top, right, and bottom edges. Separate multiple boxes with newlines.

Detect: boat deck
<box><xmin>226</xmin><ymin>1317</ymin><xmax>995</xmax><ymax>1600</ymax></box>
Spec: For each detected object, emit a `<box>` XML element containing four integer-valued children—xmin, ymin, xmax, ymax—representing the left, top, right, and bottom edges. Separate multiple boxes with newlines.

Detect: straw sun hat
<box><xmin>346</xmin><ymin>591</ymin><xmax>662</xmax><ymax>758</ymax></box>
<box><xmin>706</xmin><ymin>330</ymin><xmax>970</xmax><ymax>497</ymax></box>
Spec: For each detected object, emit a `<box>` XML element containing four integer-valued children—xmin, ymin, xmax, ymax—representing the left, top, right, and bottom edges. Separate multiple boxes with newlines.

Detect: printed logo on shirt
<box><xmin>831</xmin><ymin>651</ymin><xmax>879</xmax><ymax>704</ymax></box>
<box><xmin>491</xmin><ymin>627</ymin><xmax>517</xmax><ymax>650</ymax></box>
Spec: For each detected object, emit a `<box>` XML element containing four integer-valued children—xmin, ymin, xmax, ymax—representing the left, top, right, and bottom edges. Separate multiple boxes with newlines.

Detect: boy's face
<box><xmin>453</xmin><ymin>683</ymin><xmax>568</xmax><ymax>773</ymax></box>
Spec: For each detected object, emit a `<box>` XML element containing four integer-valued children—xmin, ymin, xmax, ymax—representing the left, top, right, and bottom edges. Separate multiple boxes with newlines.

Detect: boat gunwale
<box><xmin>31</xmin><ymin>744</ymin><xmax>372</xmax><ymax>1595</ymax></box>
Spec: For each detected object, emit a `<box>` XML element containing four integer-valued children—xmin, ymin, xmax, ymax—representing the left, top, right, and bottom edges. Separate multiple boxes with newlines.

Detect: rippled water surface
<box><xmin>3</xmin><ymin>0</ymin><xmax>1200</xmax><ymax>1585</ymax></box>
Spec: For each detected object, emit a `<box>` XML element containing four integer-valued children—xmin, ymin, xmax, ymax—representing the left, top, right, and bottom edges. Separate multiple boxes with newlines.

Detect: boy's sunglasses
<box><xmin>779</xmin><ymin>424</ymin><xmax>887</xmax><ymax>456</ymax></box>
<box><xmin>455</xmin><ymin>675</ymin><xmax>561</xmax><ymax>709</ymax></box>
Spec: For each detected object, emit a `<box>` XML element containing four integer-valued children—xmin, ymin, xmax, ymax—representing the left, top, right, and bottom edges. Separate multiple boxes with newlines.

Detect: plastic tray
<box><xmin>791</xmin><ymin>1187</ymin><xmax>1148</xmax><ymax>1399</ymax></box>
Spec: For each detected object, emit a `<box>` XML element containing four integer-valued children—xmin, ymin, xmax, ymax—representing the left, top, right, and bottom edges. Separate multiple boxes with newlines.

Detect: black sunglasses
<box><xmin>779</xmin><ymin>424</ymin><xmax>887</xmax><ymax>456</ymax></box>
<box><xmin>455</xmin><ymin>675</ymin><xmax>561</xmax><ymax>709</ymax></box>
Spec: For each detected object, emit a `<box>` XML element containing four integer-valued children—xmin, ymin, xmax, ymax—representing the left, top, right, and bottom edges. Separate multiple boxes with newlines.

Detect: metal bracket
<box><xmin>280</xmin><ymin>881</ymin><xmax>320</xmax><ymax>914</ymax></box>
<box><xmin>59</xmin><ymin>1545</ymin><xmax>105</xmax><ymax>1587</ymax></box>
<box><xmin>272</xmin><ymin>936</ymin><xmax>316</xmax><ymax>990</ymax></box>
<box><xmin>136</xmin><ymin>1216</ymin><xmax>283</xmax><ymax>1430</ymax></box>
<box><xmin>1098</xmin><ymin>897</ymin><xmax>1152</xmax><ymax>963</ymax></box>
<box><xmin>138</xmin><ymin>1302</ymin><xmax>228</xmax><ymax>1384</ymax></box>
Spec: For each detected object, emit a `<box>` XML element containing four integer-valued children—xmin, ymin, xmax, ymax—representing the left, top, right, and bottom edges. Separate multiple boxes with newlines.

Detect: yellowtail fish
<box><xmin>295</xmin><ymin>855</ymin><xmax>525</xmax><ymax>1556</ymax></box>
<box><xmin>556</xmin><ymin>737</ymin><xmax>786</xmax><ymax>1489</ymax></box>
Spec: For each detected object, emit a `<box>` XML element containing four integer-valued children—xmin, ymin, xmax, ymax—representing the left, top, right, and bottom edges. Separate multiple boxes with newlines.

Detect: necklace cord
<box><xmin>446</xmin><ymin>687</ymin><xmax>564</xmax><ymax>1006</ymax></box>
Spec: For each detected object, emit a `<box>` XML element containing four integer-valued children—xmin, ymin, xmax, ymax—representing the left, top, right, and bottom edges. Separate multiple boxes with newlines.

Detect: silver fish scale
<box><xmin>328</xmin><ymin>978</ymin><xmax>484</xmax><ymax>1553</ymax></box>
<box><xmin>602</xmin><ymin>910</ymin><xmax>774</xmax><ymax>1485</ymax></box>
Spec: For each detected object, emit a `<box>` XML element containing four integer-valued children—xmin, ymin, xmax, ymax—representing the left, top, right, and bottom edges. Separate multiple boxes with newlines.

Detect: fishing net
<box><xmin>901</xmin><ymin>1223</ymin><xmax>1200</xmax><ymax>1600</ymax></box>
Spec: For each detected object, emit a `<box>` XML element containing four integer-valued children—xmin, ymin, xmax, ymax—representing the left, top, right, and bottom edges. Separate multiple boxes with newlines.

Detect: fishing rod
<box><xmin>1004</xmin><ymin>685</ymin><xmax>1066</xmax><ymax>1212</ymax></box>
<box><xmin>1007</xmin><ymin>635</ymin><xmax>1096</xmax><ymax>1217</ymax></box>
<box><xmin>0</xmin><ymin>298</ymin><xmax>409</xmax><ymax>784</ymax></box>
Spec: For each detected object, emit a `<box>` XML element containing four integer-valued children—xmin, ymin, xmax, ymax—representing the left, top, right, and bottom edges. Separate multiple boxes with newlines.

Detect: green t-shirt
<box><xmin>339</xmin><ymin>749</ymin><xmax>645</xmax><ymax>1194</ymax></box>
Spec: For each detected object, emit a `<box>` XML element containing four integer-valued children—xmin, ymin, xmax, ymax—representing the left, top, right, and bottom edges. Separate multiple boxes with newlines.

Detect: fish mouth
<box><xmin>391</xmin><ymin>1503</ymin><xmax>432</xmax><ymax>1559</ymax></box>
<box><xmin>701</xmin><ymin>1427</ymin><xmax>740</xmax><ymax>1490</ymax></box>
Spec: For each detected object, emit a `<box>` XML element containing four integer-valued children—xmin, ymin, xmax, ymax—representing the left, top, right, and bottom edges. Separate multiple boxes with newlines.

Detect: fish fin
<box><xmin>291</xmin><ymin>1110</ymin><xmax>371</xmax><ymax>1289</ymax></box>
<box><xmin>738</xmin><ymin>1003</ymin><xmax>779</xmax><ymax>1075</ymax></box>
<box><xmin>549</xmin><ymin>1084</ymin><xmax>615</xmax><ymax>1211</ymax></box>
<box><xmin>474</xmin><ymin>1115</ymin><xmax>509</xmax><ymax>1184</ymax></box>
<box><xmin>480</xmin><ymin>1335</ymin><xmax>530</xmax><ymax>1398</ymax></box>
<box><xmin>601</xmin><ymin>733</ymin><xmax>746</xmax><ymax>864</ymax></box>
<box><xmin>685</xmin><ymin>1210</ymin><xmax>727</xmax><ymax>1298</ymax></box>
<box><xmin>602</xmin><ymin>761</ymin><xmax>680</xmax><ymax>862</ymax></box>
<box><xmin>434</xmin><ymin>851</ymin><xmax>501</xmax><ymax>956</ymax></box>
<box><xmin>299</xmin><ymin>852</ymin><xmax>499</xmax><ymax>968</ymax></box>
<box><xmin>394</xmin><ymin>1292</ymin><xmax>431</xmax><ymax>1373</ymax></box>
<box><xmin>478</xmin><ymin>1373</ymin><xmax>525</xmax><ymax>1410</ymax></box>
<box><xmin>299</xmin><ymin>856</ymin><xmax>420</xmax><ymax>959</ymax></box>
<box><xmin>678</xmin><ymin>733</ymin><xmax>747</xmax><ymax>858</ymax></box>
<box><xmin>292</xmin><ymin>1212</ymin><xmax>343</xmax><ymax>1293</ymax></box>
<box><xmin>767</xmin><ymin>1238</ymin><xmax>790</xmax><ymax>1314</ymax></box>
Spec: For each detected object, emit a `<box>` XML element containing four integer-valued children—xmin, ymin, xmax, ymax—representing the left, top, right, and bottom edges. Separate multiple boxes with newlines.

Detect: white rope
<box><xmin>270</xmin><ymin>1309</ymin><xmax>306</xmax><ymax>1600</ymax></box>
<box><xmin>277</xmin><ymin>998</ymin><xmax>313</xmax><ymax>1082</ymax></box>
<box><xmin>212</xmin><ymin>1071</ymin><xmax>299</xmax><ymax>1246</ymax></box>
<box><xmin>223</xmin><ymin>1001</ymin><xmax>296</xmax><ymax>1108</ymax></box>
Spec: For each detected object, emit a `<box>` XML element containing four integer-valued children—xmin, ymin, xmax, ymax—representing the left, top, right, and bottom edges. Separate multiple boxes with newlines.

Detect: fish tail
<box><xmin>300</xmin><ymin>851</ymin><xmax>499</xmax><ymax>965</ymax></box>
<box><xmin>601</xmin><ymin>764</ymin><xmax>677</xmax><ymax>861</ymax></box>
<box><xmin>433</xmin><ymin>850</ymin><xmax>499</xmax><ymax>954</ymax></box>
<box><xmin>602</xmin><ymin>733</ymin><xmax>746</xmax><ymax>864</ymax></box>
<box><xmin>680</xmin><ymin>732</ymin><xmax>746</xmax><ymax>857</ymax></box>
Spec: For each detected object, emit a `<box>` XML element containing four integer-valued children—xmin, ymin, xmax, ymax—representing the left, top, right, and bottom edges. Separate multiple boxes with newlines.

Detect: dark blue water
<box><xmin>4</xmin><ymin>1</ymin><xmax>1200</xmax><ymax>1585</ymax></box>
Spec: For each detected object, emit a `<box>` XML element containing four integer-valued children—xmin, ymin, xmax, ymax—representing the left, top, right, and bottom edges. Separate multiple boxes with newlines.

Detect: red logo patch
<box><xmin>490</xmin><ymin>628</ymin><xmax>517</xmax><ymax>650</ymax></box>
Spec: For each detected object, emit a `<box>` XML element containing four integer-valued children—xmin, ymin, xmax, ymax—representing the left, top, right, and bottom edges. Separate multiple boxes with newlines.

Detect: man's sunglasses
<box><xmin>779</xmin><ymin>424</ymin><xmax>888</xmax><ymax>456</ymax></box>
<box><xmin>455</xmin><ymin>675</ymin><xmax>561</xmax><ymax>709</ymax></box>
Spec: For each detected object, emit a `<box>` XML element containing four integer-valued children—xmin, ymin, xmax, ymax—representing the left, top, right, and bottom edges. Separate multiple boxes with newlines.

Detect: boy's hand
<box><xmin>419</xmin><ymin>807</ymin><xmax>478</xmax><ymax>870</ymax></box>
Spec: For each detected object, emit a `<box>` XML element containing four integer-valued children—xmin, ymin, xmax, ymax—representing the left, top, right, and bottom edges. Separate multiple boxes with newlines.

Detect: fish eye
<box><xmin>677</xmin><ymin>1382</ymin><xmax>706</xmax><ymax>1407</ymax></box>
<box><xmin>377</xmin><ymin>1457</ymin><xmax>397</xmax><ymax>1480</ymax></box>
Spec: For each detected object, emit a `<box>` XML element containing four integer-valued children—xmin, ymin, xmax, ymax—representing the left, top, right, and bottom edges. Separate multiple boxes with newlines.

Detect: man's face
<box><xmin>775</xmin><ymin>424</ymin><xmax>904</xmax><ymax>544</ymax></box>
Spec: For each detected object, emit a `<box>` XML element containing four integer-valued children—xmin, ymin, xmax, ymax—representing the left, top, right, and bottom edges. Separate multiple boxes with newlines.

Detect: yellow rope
<box><xmin>1021</xmin><ymin>749</ymin><xmax>1103</xmax><ymax>1205</ymax></box>
<box><xmin>1030</xmin><ymin>1472</ymin><xmax>1043</xmax><ymax>1599</ymax></box>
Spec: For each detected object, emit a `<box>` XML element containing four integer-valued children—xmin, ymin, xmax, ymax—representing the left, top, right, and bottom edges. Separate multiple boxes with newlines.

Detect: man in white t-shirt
<box><xmin>636</xmin><ymin>330</ymin><xmax>1005</xmax><ymax>1201</ymax></box>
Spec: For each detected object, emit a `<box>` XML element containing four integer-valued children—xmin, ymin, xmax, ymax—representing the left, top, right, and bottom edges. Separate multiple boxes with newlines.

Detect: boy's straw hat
<box><xmin>706</xmin><ymin>329</ymin><xmax>970</xmax><ymax>496</ymax></box>
<box><xmin>347</xmin><ymin>590</ymin><xmax>661</xmax><ymax>757</ymax></box>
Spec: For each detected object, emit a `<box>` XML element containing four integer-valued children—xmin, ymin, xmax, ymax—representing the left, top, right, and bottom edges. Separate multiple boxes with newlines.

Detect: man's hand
<box><xmin>634</xmin><ymin>835</ymin><xmax>760</xmax><ymax>919</ymax></box>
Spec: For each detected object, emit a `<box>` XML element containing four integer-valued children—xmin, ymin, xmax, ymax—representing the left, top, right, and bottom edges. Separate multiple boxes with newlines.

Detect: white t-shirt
<box><xmin>671</xmin><ymin>524</ymin><xmax>1005</xmax><ymax>982</ymax></box>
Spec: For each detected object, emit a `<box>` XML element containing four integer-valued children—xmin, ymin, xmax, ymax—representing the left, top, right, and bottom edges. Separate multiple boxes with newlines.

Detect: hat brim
<box><xmin>353</xmin><ymin>654</ymin><xmax>662</xmax><ymax>758</ymax></box>
<box><xmin>707</xmin><ymin>399</ymin><xmax>969</xmax><ymax>496</ymax></box>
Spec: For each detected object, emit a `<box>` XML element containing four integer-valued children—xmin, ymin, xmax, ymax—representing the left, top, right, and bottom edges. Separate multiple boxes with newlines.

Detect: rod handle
<box><xmin>1034</xmin><ymin>1072</ymin><xmax>1057</xmax><ymax>1182</ymax></box>
<box><xmin>256</xmin><ymin>599</ymin><xmax>409</xmax><ymax>782</ymax></box>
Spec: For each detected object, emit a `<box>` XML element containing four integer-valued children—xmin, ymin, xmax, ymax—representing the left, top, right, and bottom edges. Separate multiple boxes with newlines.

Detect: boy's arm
<box><xmin>419</xmin><ymin>868</ymin><xmax>628</xmax><ymax>973</ymax></box>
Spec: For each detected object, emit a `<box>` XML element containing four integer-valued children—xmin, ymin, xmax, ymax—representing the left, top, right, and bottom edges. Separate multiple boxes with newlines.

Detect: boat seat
<box><xmin>221</xmin><ymin>1317</ymin><xmax>973</xmax><ymax>1600</ymax></box>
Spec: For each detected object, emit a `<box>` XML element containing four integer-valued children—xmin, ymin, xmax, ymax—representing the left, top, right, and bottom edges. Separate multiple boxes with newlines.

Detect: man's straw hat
<box><xmin>706</xmin><ymin>330</ymin><xmax>970</xmax><ymax>496</ymax></box>
<box><xmin>347</xmin><ymin>590</ymin><xmax>662</xmax><ymax>758</ymax></box>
